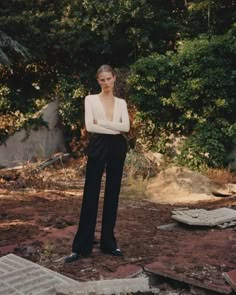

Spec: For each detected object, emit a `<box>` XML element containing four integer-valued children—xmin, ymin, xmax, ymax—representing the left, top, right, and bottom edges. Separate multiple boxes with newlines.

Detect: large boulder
<box><xmin>0</xmin><ymin>100</ymin><xmax>66</xmax><ymax>168</ymax></box>
<box><xmin>147</xmin><ymin>166</ymin><xmax>221</xmax><ymax>204</ymax></box>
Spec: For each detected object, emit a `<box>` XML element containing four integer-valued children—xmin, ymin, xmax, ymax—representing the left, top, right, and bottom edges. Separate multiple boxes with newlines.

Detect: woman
<box><xmin>65</xmin><ymin>65</ymin><xmax>130</xmax><ymax>263</ymax></box>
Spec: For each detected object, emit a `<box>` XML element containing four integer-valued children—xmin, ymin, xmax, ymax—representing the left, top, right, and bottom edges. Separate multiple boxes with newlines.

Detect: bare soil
<box><xmin>0</xmin><ymin>163</ymin><xmax>236</xmax><ymax>294</ymax></box>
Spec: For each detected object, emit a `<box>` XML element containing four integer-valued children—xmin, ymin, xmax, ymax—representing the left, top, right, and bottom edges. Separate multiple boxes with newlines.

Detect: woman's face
<box><xmin>97</xmin><ymin>71</ymin><xmax>116</xmax><ymax>92</ymax></box>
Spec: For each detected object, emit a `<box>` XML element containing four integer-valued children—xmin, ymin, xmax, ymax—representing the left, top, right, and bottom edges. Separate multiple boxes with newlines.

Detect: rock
<box><xmin>147</xmin><ymin>166</ymin><xmax>221</xmax><ymax>204</ymax></box>
<box><xmin>0</xmin><ymin>100</ymin><xmax>66</xmax><ymax>168</ymax></box>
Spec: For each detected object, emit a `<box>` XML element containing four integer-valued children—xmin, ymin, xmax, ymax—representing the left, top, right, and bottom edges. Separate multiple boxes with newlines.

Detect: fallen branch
<box><xmin>36</xmin><ymin>153</ymin><xmax>70</xmax><ymax>171</ymax></box>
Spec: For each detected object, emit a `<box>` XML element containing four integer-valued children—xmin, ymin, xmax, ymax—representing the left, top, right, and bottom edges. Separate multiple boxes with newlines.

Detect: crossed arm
<box><xmin>85</xmin><ymin>97</ymin><xmax>130</xmax><ymax>134</ymax></box>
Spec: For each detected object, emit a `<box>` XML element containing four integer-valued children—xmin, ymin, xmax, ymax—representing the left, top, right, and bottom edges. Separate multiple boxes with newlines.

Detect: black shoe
<box><xmin>64</xmin><ymin>252</ymin><xmax>79</xmax><ymax>263</ymax></box>
<box><xmin>101</xmin><ymin>248</ymin><xmax>123</xmax><ymax>256</ymax></box>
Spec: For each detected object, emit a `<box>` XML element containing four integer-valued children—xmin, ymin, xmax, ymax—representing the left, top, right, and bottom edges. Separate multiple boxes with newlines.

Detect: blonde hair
<box><xmin>96</xmin><ymin>65</ymin><xmax>116</xmax><ymax>78</ymax></box>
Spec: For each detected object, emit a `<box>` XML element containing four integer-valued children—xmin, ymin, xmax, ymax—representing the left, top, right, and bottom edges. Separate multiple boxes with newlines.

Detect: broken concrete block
<box><xmin>217</xmin><ymin>221</ymin><xmax>236</xmax><ymax>229</ymax></box>
<box><xmin>156</xmin><ymin>223</ymin><xmax>179</xmax><ymax>230</ymax></box>
<box><xmin>0</xmin><ymin>254</ymin><xmax>78</xmax><ymax>295</ymax></box>
<box><xmin>55</xmin><ymin>277</ymin><xmax>151</xmax><ymax>295</ymax></box>
<box><xmin>223</xmin><ymin>270</ymin><xmax>236</xmax><ymax>292</ymax></box>
<box><xmin>145</xmin><ymin>261</ymin><xmax>232</xmax><ymax>294</ymax></box>
<box><xmin>172</xmin><ymin>207</ymin><xmax>236</xmax><ymax>226</ymax></box>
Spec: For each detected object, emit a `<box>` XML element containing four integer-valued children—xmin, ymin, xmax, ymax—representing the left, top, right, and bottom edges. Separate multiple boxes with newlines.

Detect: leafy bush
<box><xmin>0</xmin><ymin>110</ymin><xmax>48</xmax><ymax>144</ymax></box>
<box><xmin>127</xmin><ymin>53</ymin><xmax>179</xmax><ymax>128</ymax></box>
<box><xmin>176</xmin><ymin>122</ymin><xmax>236</xmax><ymax>171</ymax></box>
<box><xmin>0</xmin><ymin>62</ymin><xmax>56</xmax><ymax>143</ymax></box>
<box><xmin>128</xmin><ymin>32</ymin><xmax>236</xmax><ymax>170</ymax></box>
<box><xmin>57</xmin><ymin>77</ymin><xmax>88</xmax><ymax>152</ymax></box>
<box><xmin>170</xmin><ymin>35</ymin><xmax>236</xmax><ymax>131</ymax></box>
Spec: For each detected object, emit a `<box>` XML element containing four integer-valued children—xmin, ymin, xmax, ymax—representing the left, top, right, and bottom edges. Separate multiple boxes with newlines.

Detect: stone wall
<box><xmin>0</xmin><ymin>100</ymin><xmax>66</xmax><ymax>168</ymax></box>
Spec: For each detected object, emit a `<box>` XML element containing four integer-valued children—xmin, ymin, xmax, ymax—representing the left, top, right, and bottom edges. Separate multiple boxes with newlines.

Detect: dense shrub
<box><xmin>57</xmin><ymin>77</ymin><xmax>88</xmax><ymax>152</ymax></box>
<box><xmin>0</xmin><ymin>62</ymin><xmax>56</xmax><ymax>143</ymax></box>
<box><xmin>128</xmin><ymin>32</ymin><xmax>236</xmax><ymax>170</ymax></box>
<box><xmin>176</xmin><ymin>122</ymin><xmax>236</xmax><ymax>170</ymax></box>
<box><xmin>127</xmin><ymin>54</ymin><xmax>179</xmax><ymax>129</ymax></box>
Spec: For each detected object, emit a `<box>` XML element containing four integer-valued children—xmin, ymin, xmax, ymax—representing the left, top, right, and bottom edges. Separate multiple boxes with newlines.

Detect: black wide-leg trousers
<box><xmin>72</xmin><ymin>134</ymin><xmax>128</xmax><ymax>254</ymax></box>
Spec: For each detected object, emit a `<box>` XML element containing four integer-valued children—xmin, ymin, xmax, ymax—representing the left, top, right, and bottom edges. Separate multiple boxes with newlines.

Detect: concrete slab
<box><xmin>223</xmin><ymin>269</ymin><xmax>236</xmax><ymax>292</ymax></box>
<box><xmin>55</xmin><ymin>277</ymin><xmax>151</xmax><ymax>295</ymax></box>
<box><xmin>144</xmin><ymin>260</ymin><xmax>232</xmax><ymax>294</ymax></box>
<box><xmin>0</xmin><ymin>255</ymin><xmax>154</xmax><ymax>295</ymax></box>
<box><xmin>217</xmin><ymin>221</ymin><xmax>236</xmax><ymax>229</ymax></box>
<box><xmin>172</xmin><ymin>207</ymin><xmax>236</xmax><ymax>226</ymax></box>
<box><xmin>0</xmin><ymin>254</ymin><xmax>78</xmax><ymax>295</ymax></box>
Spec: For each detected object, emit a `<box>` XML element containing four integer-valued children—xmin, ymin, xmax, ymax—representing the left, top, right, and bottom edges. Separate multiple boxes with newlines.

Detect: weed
<box><xmin>39</xmin><ymin>240</ymin><xmax>54</xmax><ymax>262</ymax></box>
<box><xmin>206</xmin><ymin>168</ymin><xmax>236</xmax><ymax>185</ymax></box>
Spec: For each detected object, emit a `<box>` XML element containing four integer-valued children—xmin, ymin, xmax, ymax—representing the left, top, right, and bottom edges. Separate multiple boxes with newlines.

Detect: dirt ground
<box><xmin>0</xmin><ymin>162</ymin><xmax>236</xmax><ymax>294</ymax></box>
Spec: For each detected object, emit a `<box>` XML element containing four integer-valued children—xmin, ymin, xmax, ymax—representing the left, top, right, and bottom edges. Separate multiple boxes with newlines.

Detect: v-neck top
<box><xmin>85</xmin><ymin>94</ymin><xmax>130</xmax><ymax>135</ymax></box>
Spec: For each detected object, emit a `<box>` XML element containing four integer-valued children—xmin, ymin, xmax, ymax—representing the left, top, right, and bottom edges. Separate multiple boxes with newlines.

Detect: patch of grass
<box><xmin>39</xmin><ymin>240</ymin><xmax>54</xmax><ymax>262</ymax></box>
<box><xmin>121</xmin><ymin>149</ymin><xmax>160</xmax><ymax>199</ymax></box>
<box><xmin>121</xmin><ymin>174</ymin><xmax>149</xmax><ymax>200</ymax></box>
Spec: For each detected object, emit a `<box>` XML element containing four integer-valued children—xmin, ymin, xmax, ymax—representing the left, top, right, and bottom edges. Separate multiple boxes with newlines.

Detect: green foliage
<box><xmin>0</xmin><ymin>61</ymin><xmax>56</xmax><ymax>142</ymax></box>
<box><xmin>128</xmin><ymin>33</ymin><xmax>236</xmax><ymax>170</ymax></box>
<box><xmin>57</xmin><ymin>77</ymin><xmax>88</xmax><ymax>150</ymax></box>
<box><xmin>0</xmin><ymin>0</ymin><xmax>185</xmax><ymax>147</ymax></box>
<box><xmin>184</xmin><ymin>0</ymin><xmax>236</xmax><ymax>37</ymax></box>
<box><xmin>0</xmin><ymin>0</ymin><xmax>183</xmax><ymax>71</ymax></box>
<box><xmin>0</xmin><ymin>31</ymin><xmax>29</xmax><ymax>65</ymax></box>
<box><xmin>127</xmin><ymin>53</ymin><xmax>179</xmax><ymax>127</ymax></box>
<box><xmin>76</xmin><ymin>0</ymin><xmax>182</xmax><ymax>60</ymax></box>
<box><xmin>176</xmin><ymin>122</ymin><xmax>236</xmax><ymax>171</ymax></box>
<box><xmin>0</xmin><ymin>62</ymin><xmax>56</xmax><ymax>114</ymax></box>
<box><xmin>169</xmin><ymin>35</ymin><xmax>236</xmax><ymax>133</ymax></box>
<box><xmin>0</xmin><ymin>0</ymin><xmax>235</xmax><ymax>169</ymax></box>
<box><xmin>0</xmin><ymin>110</ymin><xmax>48</xmax><ymax>144</ymax></box>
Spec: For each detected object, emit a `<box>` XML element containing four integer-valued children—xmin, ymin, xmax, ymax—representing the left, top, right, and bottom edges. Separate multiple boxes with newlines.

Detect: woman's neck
<box><xmin>99</xmin><ymin>90</ymin><xmax>114</xmax><ymax>100</ymax></box>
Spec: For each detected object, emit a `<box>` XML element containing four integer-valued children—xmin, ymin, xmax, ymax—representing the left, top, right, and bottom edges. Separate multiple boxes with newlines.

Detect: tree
<box><xmin>184</xmin><ymin>0</ymin><xmax>236</xmax><ymax>37</ymax></box>
<box><xmin>0</xmin><ymin>0</ymin><xmax>185</xmax><ymax>72</ymax></box>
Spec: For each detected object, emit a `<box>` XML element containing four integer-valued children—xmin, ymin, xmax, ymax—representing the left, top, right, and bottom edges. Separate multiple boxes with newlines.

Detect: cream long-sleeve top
<box><xmin>85</xmin><ymin>94</ymin><xmax>130</xmax><ymax>135</ymax></box>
